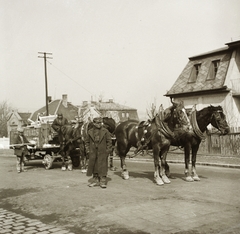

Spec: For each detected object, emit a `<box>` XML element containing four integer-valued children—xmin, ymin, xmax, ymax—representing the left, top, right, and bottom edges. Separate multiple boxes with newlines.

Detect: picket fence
<box><xmin>169</xmin><ymin>131</ymin><xmax>240</xmax><ymax>157</ymax></box>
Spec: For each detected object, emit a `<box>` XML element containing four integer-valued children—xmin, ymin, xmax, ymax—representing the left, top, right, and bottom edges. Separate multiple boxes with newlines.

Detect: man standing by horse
<box><xmin>85</xmin><ymin>117</ymin><xmax>112</xmax><ymax>188</ymax></box>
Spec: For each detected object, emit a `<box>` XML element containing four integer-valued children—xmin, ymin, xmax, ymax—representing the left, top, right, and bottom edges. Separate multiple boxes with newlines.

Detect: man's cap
<box><xmin>17</xmin><ymin>127</ymin><xmax>24</xmax><ymax>133</ymax></box>
<box><xmin>93</xmin><ymin>117</ymin><xmax>103</xmax><ymax>123</ymax></box>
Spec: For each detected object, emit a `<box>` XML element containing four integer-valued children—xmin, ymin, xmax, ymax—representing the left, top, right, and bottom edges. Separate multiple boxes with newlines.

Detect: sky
<box><xmin>1</xmin><ymin>0</ymin><xmax>240</xmax><ymax>117</ymax></box>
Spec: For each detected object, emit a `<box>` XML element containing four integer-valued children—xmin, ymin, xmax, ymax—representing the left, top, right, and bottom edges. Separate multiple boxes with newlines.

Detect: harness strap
<box><xmin>190</xmin><ymin>109</ymin><xmax>205</xmax><ymax>140</ymax></box>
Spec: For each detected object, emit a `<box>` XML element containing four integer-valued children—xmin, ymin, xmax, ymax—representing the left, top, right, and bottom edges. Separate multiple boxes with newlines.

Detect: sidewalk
<box><xmin>125</xmin><ymin>150</ymin><xmax>240</xmax><ymax>169</ymax></box>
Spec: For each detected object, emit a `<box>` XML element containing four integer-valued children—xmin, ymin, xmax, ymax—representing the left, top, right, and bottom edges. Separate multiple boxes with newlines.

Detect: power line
<box><xmin>47</xmin><ymin>60</ymin><xmax>93</xmax><ymax>95</ymax></box>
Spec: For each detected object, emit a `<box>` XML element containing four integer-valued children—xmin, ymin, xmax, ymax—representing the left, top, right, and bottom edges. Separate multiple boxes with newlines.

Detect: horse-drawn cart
<box><xmin>9</xmin><ymin>115</ymin><xmax>81</xmax><ymax>170</ymax></box>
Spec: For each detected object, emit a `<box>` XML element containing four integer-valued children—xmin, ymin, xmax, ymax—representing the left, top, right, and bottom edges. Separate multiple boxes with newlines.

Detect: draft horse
<box><xmin>165</xmin><ymin>105</ymin><xmax>230</xmax><ymax>182</ymax></box>
<box><xmin>58</xmin><ymin>121</ymin><xmax>85</xmax><ymax>171</ymax></box>
<box><xmin>115</xmin><ymin>101</ymin><xmax>191</xmax><ymax>185</ymax></box>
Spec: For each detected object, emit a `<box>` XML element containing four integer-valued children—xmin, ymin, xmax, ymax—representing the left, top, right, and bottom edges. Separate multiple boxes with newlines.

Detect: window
<box><xmin>188</xmin><ymin>63</ymin><xmax>201</xmax><ymax>83</ymax></box>
<box><xmin>207</xmin><ymin>60</ymin><xmax>220</xmax><ymax>80</ymax></box>
<box><xmin>122</xmin><ymin>112</ymin><xmax>125</xmax><ymax>118</ymax></box>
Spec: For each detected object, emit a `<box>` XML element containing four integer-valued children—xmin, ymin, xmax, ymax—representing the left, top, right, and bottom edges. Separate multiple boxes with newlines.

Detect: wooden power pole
<box><xmin>38</xmin><ymin>52</ymin><xmax>53</xmax><ymax>116</ymax></box>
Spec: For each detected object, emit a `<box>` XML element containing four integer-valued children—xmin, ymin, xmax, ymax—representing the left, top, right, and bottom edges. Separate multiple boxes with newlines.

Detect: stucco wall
<box><xmin>174</xmin><ymin>92</ymin><xmax>240</xmax><ymax>129</ymax></box>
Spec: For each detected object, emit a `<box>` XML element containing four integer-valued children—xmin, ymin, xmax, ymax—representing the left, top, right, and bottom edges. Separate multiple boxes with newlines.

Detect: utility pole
<box><xmin>38</xmin><ymin>52</ymin><xmax>53</xmax><ymax>116</ymax></box>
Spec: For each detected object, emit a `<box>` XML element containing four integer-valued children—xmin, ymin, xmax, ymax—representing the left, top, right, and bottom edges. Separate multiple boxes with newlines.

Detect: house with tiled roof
<box><xmin>7</xmin><ymin>111</ymin><xmax>31</xmax><ymax>136</ymax></box>
<box><xmin>165</xmin><ymin>39</ymin><xmax>240</xmax><ymax>129</ymax></box>
<box><xmin>29</xmin><ymin>94</ymin><xmax>78</xmax><ymax>122</ymax></box>
<box><xmin>79</xmin><ymin>99</ymin><xmax>139</xmax><ymax>123</ymax></box>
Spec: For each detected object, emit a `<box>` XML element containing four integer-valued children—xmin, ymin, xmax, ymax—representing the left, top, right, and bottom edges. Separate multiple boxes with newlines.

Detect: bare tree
<box><xmin>0</xmin><ymin>100</ymin><xmax>12</xmax><ymax>137</ymax></box>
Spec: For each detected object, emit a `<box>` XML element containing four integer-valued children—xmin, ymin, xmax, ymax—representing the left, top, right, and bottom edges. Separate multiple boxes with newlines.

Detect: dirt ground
<box><xmin>1</xmin><ymin>150</ymin><xmax>240</xmax><ymax>234</ymax></box>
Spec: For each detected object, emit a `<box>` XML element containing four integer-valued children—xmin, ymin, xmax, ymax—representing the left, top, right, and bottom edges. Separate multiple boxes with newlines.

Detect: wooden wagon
<box><xmin>9</xmin><ymin>116</ymin><xmax>81</xmax><ymax>170</ymax></box>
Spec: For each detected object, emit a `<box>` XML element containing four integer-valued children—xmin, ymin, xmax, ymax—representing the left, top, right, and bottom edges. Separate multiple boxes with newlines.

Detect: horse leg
<box><xmin>184</xmin><ymin>144</ymin><xmax>194</xmax><ymax>182</ymax></box>
<box><xmin>116</xmin><ymin>142</ymin><xmax>130</xmax><ymax>180</ymax></box>
<box><xmin>191</xmin><ymin>145</ymin><xmax>200</xmax><ymax>181</ymax></box>
<box><xmin>80</xmin><ymin>144</ymin><xmax>87</xmax><ymax>173</ymax></box>
<box><xmin>153</xmin><ymin>145</ymin><xmax>164</xmax><ymax>186</ymax></box>
<box><xmin>109</xmin><ymin>149</ymin><xmax>117</xmax><ymax>171</ymax></box>
<box><xmin>109</xmin><ymin>139</ymin><xmax>117</xmax><ymax>171</ymax></box>
<box><xmin>159</xmin><ymin>143</ymin><xmax>171</xmax><ymax>184</ymax></box>
<box><xmin>67</xmin><ymin>154</ymin><xmax>73</xmax><ymax>171</ymax></box>
<box><xmin>61</xmin><ymin>155</ymin><xmax>67</xmax><ymax>171</ymax></box>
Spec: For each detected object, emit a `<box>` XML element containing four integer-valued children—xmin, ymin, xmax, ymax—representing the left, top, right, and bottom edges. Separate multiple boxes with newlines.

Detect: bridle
<box><xmin>210</xmin><ymin>110</ymin><xmax>227</xmax><ymax>133</ymax></box>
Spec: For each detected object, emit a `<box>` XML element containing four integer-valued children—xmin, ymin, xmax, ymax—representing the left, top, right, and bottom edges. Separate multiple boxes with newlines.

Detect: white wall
<box><xmin>0</xmin><ymin>138</ymin><xmax>9</xmax><ymax>149</ymax></box>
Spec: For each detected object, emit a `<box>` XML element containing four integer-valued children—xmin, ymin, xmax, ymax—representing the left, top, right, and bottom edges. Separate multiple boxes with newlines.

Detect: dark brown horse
<box><xmin>57</xmin><ymin>121</ymin><xmax>85</xmax><ymax>170</ymax></box>
<box><xmin>115</xmin><ymin>102</ymin><xmax>190</xmax><ymax>185</ymax></box>
<box><xmin>165</xmin><ymin>105</ymin><xmax>230</xmax><ymax>182</ymax></box>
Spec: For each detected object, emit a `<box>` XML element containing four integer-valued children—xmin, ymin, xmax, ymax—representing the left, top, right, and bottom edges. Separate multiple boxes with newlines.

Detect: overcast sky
<box><xmin>1</xmin><ymin>0</ymin><xmax>240</xmax><ymax>115</ymax></box>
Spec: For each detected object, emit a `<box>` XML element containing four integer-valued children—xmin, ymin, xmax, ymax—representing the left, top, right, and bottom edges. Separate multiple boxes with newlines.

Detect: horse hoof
<box><xmin>185</xmin><ymin>176</ymin><xmax>194</xmax><ymax>182</ymax></box>
<box><xmin>155</xmin><ymin>177</ymin><xmax>164</xmax><ymax>186</ymax></box>
<box><xmin>193</xmin><ymin>175</ymin><xmax>200</xmax><ymax>181</ymax></box>
<box><xmin>121</xmin><ymin>170</ymin><xmax>129</xmax><ymax>180</ymax></box>
<box><xmin>110</xmin><ymin>166</ymin><xmax>117</xmax><ymax>171</ymax></box>
<box><xmin>61</xmin><ymin>166</ymin><xmax>66</xmax><ymax>171</ymax></box>
<box><xmin>81</xmin><ymin>169</ymin><xmax>87</xmax><ymax>173</ymax></box>
<box><xmin>162</xmin><ymin>175</ymin><xmax>171</xmax><ymax>184</ymax></box>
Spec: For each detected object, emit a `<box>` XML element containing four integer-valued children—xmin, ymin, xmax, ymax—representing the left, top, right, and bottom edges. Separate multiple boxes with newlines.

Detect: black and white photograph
<box><xmin>1</xmin><ymin>0</ymin><xmax>240</xmax><ymax>233</ymax></box>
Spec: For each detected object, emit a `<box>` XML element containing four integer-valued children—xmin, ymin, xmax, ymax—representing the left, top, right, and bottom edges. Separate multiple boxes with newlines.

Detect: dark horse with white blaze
<box><xmin>115</xmin><ymin>101</ymin><xmax>191</xmax><ymax>185</ymax></box>
<box><xmin>164</xmin><ymin>105</ymin><xmax>230</xmax><ymax>182</ymax></box>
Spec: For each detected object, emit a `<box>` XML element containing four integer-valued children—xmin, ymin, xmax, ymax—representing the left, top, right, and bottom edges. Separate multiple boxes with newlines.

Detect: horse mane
<box><xmin>103</xmin><ymin>117</ymin><xmax>116</xmax><ymax>134</ymax></box>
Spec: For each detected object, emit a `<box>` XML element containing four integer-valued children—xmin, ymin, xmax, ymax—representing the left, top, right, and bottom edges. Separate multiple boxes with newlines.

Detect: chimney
<box><xmin>62</xmin><ymin>94</ymin><xmax>68</xmax><ymax>107</ymax></box>
<box><xmin>48</xmin><ymin>96</ymin><xmax>52</xmax><ymax>103</ymax></box>
<box><xmin>82</xmin><ymin>101</ymin><xmax>88</xmax><ymax>106</ymax></box>
<box><xmin>109</xmin><ymin>99</ymin><xmax>113</xmax><ymax>103</ymax></box>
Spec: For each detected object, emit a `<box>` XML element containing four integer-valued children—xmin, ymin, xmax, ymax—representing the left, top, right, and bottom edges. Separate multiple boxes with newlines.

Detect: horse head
<box><xmin>209</xmin><ymin>105</ymin><xmax>230</xmax><ymax>135</ymax></box>
<box><xmin>102</xmin><ymin>117</ymin><xmax>116</xmax><ymax>134</ymax></box>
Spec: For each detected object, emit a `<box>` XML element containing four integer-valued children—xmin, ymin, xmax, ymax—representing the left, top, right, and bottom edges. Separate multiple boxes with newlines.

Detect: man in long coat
<box><xmin>85</xmin><ymin>117</ymin><xmax>112</xmax><ymax>188</ymax></box>
<box><xmin>12</xmin><ymin>127</ymin><xmax>29</xmax><ymax>173</ymax></box>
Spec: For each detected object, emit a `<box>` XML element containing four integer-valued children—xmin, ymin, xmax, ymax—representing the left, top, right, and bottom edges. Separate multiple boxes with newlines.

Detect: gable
<box><xmin>166</xmin><ymin>51</ymin><xmax>232</xmax><ymax>96</ymax></box>
<box><xmin>29</xmin><ymin>100</ymin><xmax>78</xmax><ymax>121</ymax></box>
<box><xmin>18</xmin><ymin>113</ymin><xmax>31</xmax><ymax>125</ymax></box>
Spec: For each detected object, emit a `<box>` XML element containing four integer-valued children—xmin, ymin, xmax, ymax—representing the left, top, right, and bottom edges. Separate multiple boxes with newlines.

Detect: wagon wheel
<box><xmin>71</xmin><ymin>156</ymin><xmax>80</xmax><ymax>168</ymax></box>
<box><xmin>43</xmin><ymin>154</ymin><xmax>53</xmax><ymax>170</ymax></box>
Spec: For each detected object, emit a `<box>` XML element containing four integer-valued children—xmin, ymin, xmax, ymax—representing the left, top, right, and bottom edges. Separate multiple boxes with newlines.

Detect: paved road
<box><xmin>0</xmin><ymin>153</ymin><xmax>240</xmax><ymax>234</ymax></box>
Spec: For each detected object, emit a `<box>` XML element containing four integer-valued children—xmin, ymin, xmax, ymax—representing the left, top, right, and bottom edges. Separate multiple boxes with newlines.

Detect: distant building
<box><xmin>165</xmin><ymin>39</ymin><xmax>240</xmax><ymax>130</ymax></box>
<box><xmin>79</xmin><ymin>99</ymin><xmax>139</xmax><ymax>123</ymax></box>
<box><xmin>7</xmin><ymin>111</ymin><xmax>31</xmax><ymax>136</ymax></box>
<box><xmin>29</xmin><ymin>94</ymin><xmax>78</xmax><ymax>122</ymax></box>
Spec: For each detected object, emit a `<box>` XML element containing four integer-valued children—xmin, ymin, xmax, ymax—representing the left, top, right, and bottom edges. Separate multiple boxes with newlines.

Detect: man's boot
<box><xmin>88</xmin><ymin>174</ymin><xmax>99</xmax><ymax>187</ymax></box>
<box><xmin>100</xmin><ymin>176</ymin><xmax>107</xmax><ymax>188</ymax></box>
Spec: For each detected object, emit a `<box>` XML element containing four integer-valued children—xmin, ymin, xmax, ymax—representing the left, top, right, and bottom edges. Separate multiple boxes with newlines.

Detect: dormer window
<box><xmin>207</xmin><ymin>59</ymin><xmax>220</xmax><ymax>80</ymax></box>
<box><xmin>188</xmin><ymin>63</ymin><xmax>201</xmax><ymax>83</ymax></box>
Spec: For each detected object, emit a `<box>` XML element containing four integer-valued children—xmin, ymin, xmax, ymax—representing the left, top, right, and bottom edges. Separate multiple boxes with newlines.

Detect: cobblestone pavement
<box><xmin>0</xmin><ymin>208</ymin><xmax>74</xmax><ymax>234</ymax></box>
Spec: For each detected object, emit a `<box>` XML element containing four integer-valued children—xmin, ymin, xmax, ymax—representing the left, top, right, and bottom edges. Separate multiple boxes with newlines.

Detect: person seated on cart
<box><xmin>12</xmin><ymin>127</ymin><xmax>30</xmax><ymax>173</ymax></box>
<box><xmin>52</xmin><ymin>112</ymin><xmax>70</xmax><ymax>145</ymax></box>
